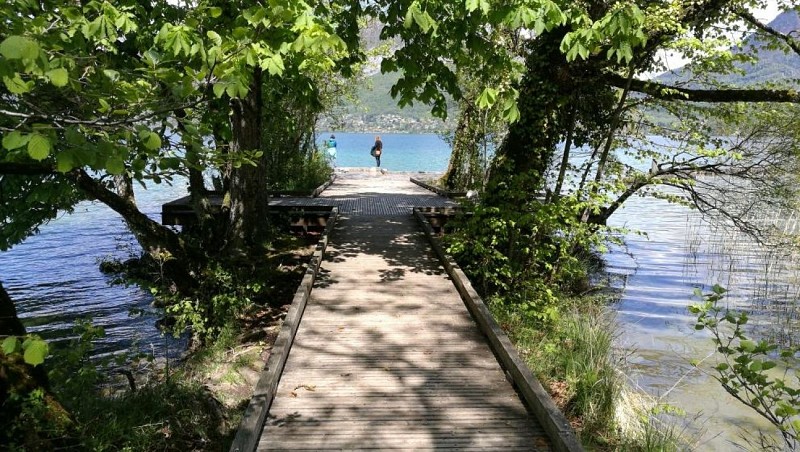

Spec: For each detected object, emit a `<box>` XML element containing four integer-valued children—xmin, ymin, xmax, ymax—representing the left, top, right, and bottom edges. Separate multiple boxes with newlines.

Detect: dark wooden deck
<box><xmin>189</xmin><ymin>170</ymin><xmax>581</xmax><ymax>451</ymax></box>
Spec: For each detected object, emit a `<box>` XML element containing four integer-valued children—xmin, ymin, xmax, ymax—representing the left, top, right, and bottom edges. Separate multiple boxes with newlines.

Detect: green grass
<box><xmin>73</xmin><ymin>380</ymin><xmax>232</xmax><ymax>451</ymax></box>
<box><xmin>488</xmin><ymin>295</ymin><xmax>690</xmax><ymax>450</ymax></box>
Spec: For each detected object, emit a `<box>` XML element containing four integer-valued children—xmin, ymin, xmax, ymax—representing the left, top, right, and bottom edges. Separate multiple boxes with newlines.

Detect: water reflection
<box><xmin>607</xmin><ymin>192</ymin><xmax>799</xmax><ymax>449</ymax></box>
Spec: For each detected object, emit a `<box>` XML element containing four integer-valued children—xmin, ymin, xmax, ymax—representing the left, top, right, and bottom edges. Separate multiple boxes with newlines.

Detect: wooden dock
<box><xmin>226</xmin><ymin>170</ymin><xmax>579</xmax><ymax>451</ymax></box>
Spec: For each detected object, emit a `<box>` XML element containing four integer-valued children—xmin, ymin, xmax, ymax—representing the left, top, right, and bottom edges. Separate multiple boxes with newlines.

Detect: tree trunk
<box><xmin>484</xmin><ymin>29</ymin><xmax>583</xmax><ymax>206</ymax></box>
<box><xmin>73</xmin><ymin>170</ymin><xmax>186</xmax><ymax>261</ymax></box>
<box><xmin>0</xmin><ymin>281</ymin><xmax>25</xmax><ymax>337</ymax></box>
<box><xmin>442</xmin><ymin>99</ymin><xmax>483</xmax><ymax>191</ymax></box>
<box><xmin>483</xmin><ymin>26</ymin><xmax>621</xmax><ymax>209</ymax></box>
<box><xmin>225</xmin><ymin>68</ymin><xmax>269</xmax><ymax>254</ymax></box>
<box><xmin>113</xmin><ymin>173</ymin><xmax>172</xmax><ymax>256</ymax></box>
<box><xmin>580</xmin><ymin>67</ymin><xmax>635</xmax><ymax>222</ymax></box>
<box><xmin>551</xmin><ymin>107</ymin><xmax>576</xmax><ymax>202</ymax></box>
<box><xmin>72</xmin><ymin>170</ymin><xmax>197</xmax><ymax>292</ymax></box>
<box><xmin>175</xmin><ymin>110</ymin><xmax>222</xmax><ymax>250</ymax></box>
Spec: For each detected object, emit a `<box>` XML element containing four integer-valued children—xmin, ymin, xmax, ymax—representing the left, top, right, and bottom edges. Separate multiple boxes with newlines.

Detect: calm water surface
<box><xmin>607</xmin><ymin>194</ymin><xmax>789</xmax><ymax>449</ymax></box>
<box><xmin>1</xmin><ymin>133</ymin><xmax>791</xmax><ymax>447</ymax></box>
<box><xmin>319</xmin><ymin>132</ymin><xmax>451</xmax><ymax>171</ymax></box>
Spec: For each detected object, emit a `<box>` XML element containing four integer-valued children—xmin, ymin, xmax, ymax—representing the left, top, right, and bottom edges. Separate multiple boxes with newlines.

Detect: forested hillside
<box><xmin>319</xmin><ymin>70</ymin><xmax>456</xmax><ymax>133</ymax></box>
<box><xmin>319</xmin><ymin>21</ymin><xmax>456</xmax><ymax>133</ymax></box>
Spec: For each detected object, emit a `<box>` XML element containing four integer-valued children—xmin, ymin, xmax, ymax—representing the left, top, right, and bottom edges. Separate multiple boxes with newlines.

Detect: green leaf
<box><xmin>144</xmin><ymin>49</ymin><xmax>161</xmax><ymax>65</ymax></box>
<box><xmin>105</xmin><ymin>156</ymin><xmax>125</xmax><ymax>175</ymax></box>
<box><xmin>140</xmin><ymin>131</ymin><xmax>162</xmax><ymax>150</ymax></box>
<box><xmin>103</xmin><ymin>69</ymin><xmax>120</xmax><ymax>81</ymax></box>
<box><xmin>27</xmin><ymin>134</ymin><xmax>51</xmax><ymax>160</ymax></box>
<box><xmin>740</xmin><ymin>340</ymin><xmax>756</xmax><ymax>353</ymax></box>
<box><xmin>56</xmin><ymin>152</ymin><xmax>75</xmax><ymax>173</ymax></box>
<box><xmin>98</xmin><ymin>98</ymin><xmax>110</xmax><ymax>113</ymax></box>
<box><xmin>207</xmin><ymin>31</ymin><xmax>222</xmax><ymax>46</ymax></box>
<box><xmin>2</xmin><ymin>131</ymin><xmax>30</xmax><ymax>150</ymax></box>
<box><xmin>47</xmin><ymin>68</ymin><xmax>69</xmax><ymax>87</ymax></box>
<box><xmin>212</xmin><ymin>83</ymin><xmax>226</xmax><ymax>98</ymax></box>
<box><xmin>2</xmin><ymin>336</ymin><xmax>20</xmax><ymax>355</ymax></box>
<box><xmin>291</xmin><ymin>34</ymin><xmax>314</xmax><ymax>52</ymax></box>
<box><xmin>263</xmin><ymin>54</ymin><xmax>285</xmax><ymax>76</ymax></box>
<box><xmin>208</xmin><ymin>7</ymin><xmax>222</xmax><ymax>18</ymax></box>
<box><xmin>22</xmin><ymin>338</ymin><xmax>48</xmax><ymax>366</ymax></box>
<box><xmin>504</xmin><ymin>104</ymin><xmax>520</xmax><ymax>123</ymax></box>
<box><xmin>3</xmin><ymin>74</ymin><xmax>31</xmax><ymax>94</ymax></box>
<box><xmin>477</xmin><ymin>87</ymin><xmax>498</xmax><ymax>109</ymax></box>
<box><xmin>465</xmin><ymin>0</ymin><xmax>479</xmax><ymax>12</ymax></box>
<box><xmin>412</xmin><ymin>8</ymin><xmax>435</xmax><ymax>33</ymax></box>
<box><xmin>404</xmin><ymin>3</ymin><xmax>417</xmax><ymax>29</ymax></box>
<box><xmin>577</xmin><ymin>43</ymin><xmax>589</xmax><ymax>59</ymax></box>
<box><xmin>0</xmin><ymin>36</ymin><xmax>40</xmax><ymax>60</ymax></box>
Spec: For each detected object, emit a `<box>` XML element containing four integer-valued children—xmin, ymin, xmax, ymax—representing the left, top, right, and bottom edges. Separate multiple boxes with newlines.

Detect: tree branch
<box><xmin>0</xmin><ymin>162</ymin><xmax>55</xmax><ymax>175</ymax></box>
<box><xmin>69</xmin><ymin>169</ymin><xmax>187</xmax><ymax>262</ymax></box>
<box><xmin>605</xmin><ymin>73</ymin><xmax>800</xmax><ymax>103</ymax></box>
<box><xmin>0</xmin><ymin>97</ymin><xmax>209</xmax><ymax>129</ymax></box>
<box><xmin>734</xmin><ymin>8</ymin><xmax>800</xmax><ymax>56</ymax></box>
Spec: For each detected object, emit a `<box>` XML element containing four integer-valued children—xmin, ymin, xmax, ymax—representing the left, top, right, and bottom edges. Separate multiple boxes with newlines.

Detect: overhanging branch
<box><xmin>605</xmin><ymin>73</ymin><xmax>800</xmax><ymax>104</ymax></box>
<box><xmin>0</xmin><ymin>162</ymin><xmax>54</xmax><ymax>175</ymax></box>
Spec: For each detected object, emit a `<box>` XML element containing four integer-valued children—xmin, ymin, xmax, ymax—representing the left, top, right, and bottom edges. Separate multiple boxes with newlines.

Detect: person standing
<box><xmin>326</xmin><ymin>134</ymin><xmax>337</xmax><ymax>161</ymax></box>
<box><xmin>372</xmin><ymin>135</ymin><xmax>383</xmax><ymax>167</ymax></box>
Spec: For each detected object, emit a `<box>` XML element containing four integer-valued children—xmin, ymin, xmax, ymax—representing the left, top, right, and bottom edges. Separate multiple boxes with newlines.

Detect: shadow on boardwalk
<box><xmin>257</xmin><ymin>173</ymin><xmax>551</xmax><ymax>450</ymax></box>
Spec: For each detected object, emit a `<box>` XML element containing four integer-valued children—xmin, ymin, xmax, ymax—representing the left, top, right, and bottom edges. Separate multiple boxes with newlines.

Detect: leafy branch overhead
<box><xmin>0</xmin><ymin>0</ymin><xmax>362</xmax><ymax>253</ymax></box>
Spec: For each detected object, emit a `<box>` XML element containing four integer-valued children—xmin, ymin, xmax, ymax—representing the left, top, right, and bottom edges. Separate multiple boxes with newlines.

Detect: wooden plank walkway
<box><xmin>255</xmin><ymin>170</ymin><xmax>552</xmax><ymax>450</ymax></box>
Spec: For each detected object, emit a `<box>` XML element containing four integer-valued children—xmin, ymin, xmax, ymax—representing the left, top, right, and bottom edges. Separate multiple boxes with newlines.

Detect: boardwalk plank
<box><xmin>254</xmin><ymin>172</ymin><xmax>553</xmax><ymax>451</ymax></box>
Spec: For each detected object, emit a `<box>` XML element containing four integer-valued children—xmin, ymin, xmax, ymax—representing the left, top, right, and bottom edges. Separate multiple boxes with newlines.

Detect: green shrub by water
<box><xmin>73</xmin><ymin>380</ymin><xmax>230</xmax><ymax>451</ymax></box>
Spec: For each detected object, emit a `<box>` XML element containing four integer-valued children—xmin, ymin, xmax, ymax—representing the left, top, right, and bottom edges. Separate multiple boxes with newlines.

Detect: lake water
<box><xmin>0</xmin><ymin>180</ymin><xmax>190</xmax><ymax>358</ymax></box>
<box><xmin>606</xmin><ymin>196</ymin><xmax>788</xmax><ymax>449</ymax></box>
<box><xmin>0</xmin><ymin>132</ymin><xmax>791</xmax><ymax>447</ymax></box>
<box><xmin>319</xmin><ymin>132</ymin><xmax>451</xmax><ymax>171</ymax></box>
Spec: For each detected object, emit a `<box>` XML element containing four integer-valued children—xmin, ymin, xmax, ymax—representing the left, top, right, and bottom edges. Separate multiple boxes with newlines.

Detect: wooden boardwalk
<box><xmin>252</xmin><ymin>170</ymin><xmax>553</xmax><ymax>450</ymax></box>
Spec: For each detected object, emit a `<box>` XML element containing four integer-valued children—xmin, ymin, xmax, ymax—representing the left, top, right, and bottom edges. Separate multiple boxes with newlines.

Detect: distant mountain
<box><xmin>319</xmin><ymin>70</ymin><xmax>456</xmax><ymax>134</ymax></box>
<box><xmin>657</xmin><ymin>9</ymin><xmax>800</xmax><ymax>86</ymax></box>
<box><xmin>319</xmin><ymin>20</ymin><xmax>456</xmax><ymax>134</ymax></box>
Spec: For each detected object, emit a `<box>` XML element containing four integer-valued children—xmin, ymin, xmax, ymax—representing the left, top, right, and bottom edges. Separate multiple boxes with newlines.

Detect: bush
<box><xmin>43</xmin><ymin>320</ymin><xmax>234</xmax><ymax>451</ymax></box>
<box><xmin>268</xmin><ymin>147</ymin><xmax>332</xmax><ymax>192</ymax></box>
<box><xmin>445</xmin><ymin>194</ymin><xmax>606</xmax><ymax>324</ymax></box>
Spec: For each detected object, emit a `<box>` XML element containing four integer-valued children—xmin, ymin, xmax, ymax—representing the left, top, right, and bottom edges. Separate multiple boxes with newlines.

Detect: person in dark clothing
<box><xmin>372</xmin><ymin>135</ymin><xmax>383</xmax><ymax>167</ymax></box>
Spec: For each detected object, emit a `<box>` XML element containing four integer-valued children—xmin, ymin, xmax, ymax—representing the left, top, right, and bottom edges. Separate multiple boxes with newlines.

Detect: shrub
<box><xmin>446</xmin><ymin>194</ymin><xmax>608</xmax><ymax>324</ymax></box>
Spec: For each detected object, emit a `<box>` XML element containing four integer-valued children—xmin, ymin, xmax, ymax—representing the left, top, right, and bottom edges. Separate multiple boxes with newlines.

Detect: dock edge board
<box><xmin>414</xmin><ymin>207</ymin><xmax>584</xmax><ymax>452</ymax></box>
<box><xmin>228</xmin><ymin>207</ymin><xmax>339</xmax><ymax>452</ymax></box>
